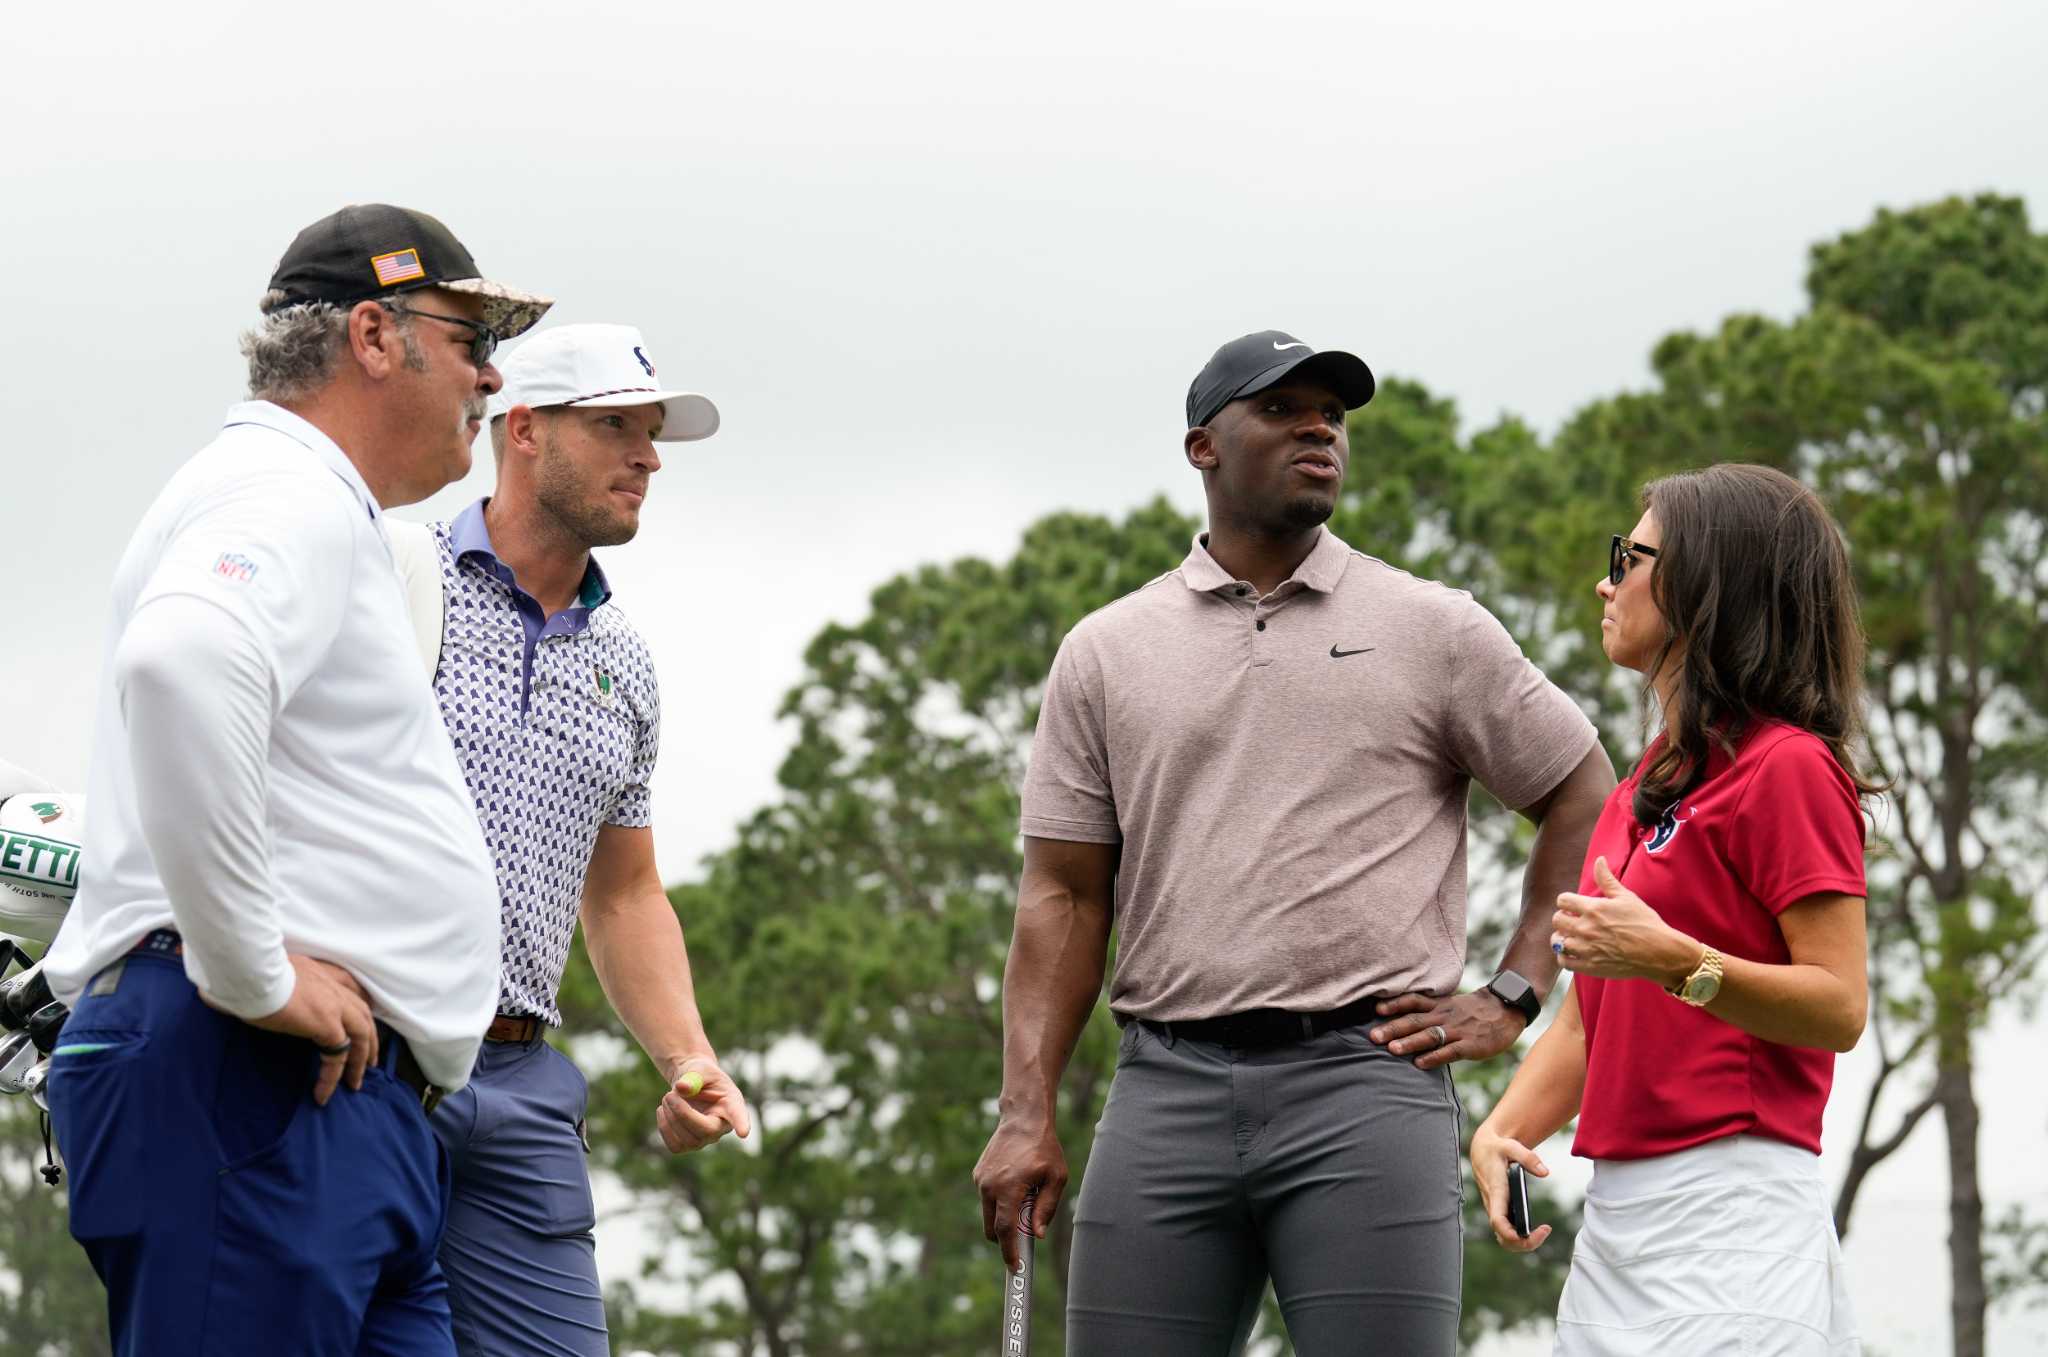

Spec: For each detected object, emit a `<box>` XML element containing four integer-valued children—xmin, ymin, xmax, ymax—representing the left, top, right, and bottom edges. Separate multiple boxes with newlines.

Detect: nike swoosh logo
<box><xmin>1273</xmin><ymin>341</ymin><xmax>1310</xmax><ymax>351</ymax></box>
<box><xmin>1329</xmin><ymin>644</ymin><xmax>1375</xmax><ymax>659</ymax></box>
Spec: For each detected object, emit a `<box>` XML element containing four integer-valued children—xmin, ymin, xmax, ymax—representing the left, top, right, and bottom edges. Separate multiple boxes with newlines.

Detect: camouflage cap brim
<box><xmin>442</xmin><ymin>278</ymin><xmax>554</xmax><ymax>340</ymax></box>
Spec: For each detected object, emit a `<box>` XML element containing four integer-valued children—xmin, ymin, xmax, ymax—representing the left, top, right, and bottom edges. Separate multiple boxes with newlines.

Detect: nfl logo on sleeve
<box><xmin>213</xmin><ymin>552</ymin><xmax>259</xmax><ymax>584</ymax></box>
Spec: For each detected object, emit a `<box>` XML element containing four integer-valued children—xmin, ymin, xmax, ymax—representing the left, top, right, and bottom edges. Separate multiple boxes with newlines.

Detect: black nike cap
<box><xmin>265</xmin><ymin>203</ymin><xmax>552</xmax><ymax>339</ymax></box>
<box><xmin>1185</xmin><ymin>330</ymin><xmax>1376</xmax><ymax>428</ymax></box>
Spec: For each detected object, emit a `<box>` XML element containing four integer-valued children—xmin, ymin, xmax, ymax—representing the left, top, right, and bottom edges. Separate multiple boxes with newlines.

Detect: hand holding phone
<box><xmin>1472</xmin><ymin>1126</ymin><xmax>1550</xmax><ymax>1250</ymax></box>
<box><xmin>1506</xmin><ymin>1161</ymin><xmax>1533</xmax><ymax>1239</ymax></box>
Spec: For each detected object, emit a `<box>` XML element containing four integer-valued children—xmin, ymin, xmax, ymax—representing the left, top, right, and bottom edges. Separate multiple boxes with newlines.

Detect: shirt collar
<box><xmin>221</xmin><ymin>400</ymin><xmax>381</xmax><ymax>522</ymax></box>
<box><xmin>449</xmin><ymin>497</ymin><xmax>612</xmax><ymax>610</ymax></box>
<box><xmin>1179</xmin><ymin>526</ymin><xmax>1350</xmax><ymax>596</ymax></box>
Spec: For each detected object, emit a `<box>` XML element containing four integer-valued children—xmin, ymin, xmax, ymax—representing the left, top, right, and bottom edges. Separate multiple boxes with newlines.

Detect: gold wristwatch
<box><xmin>1667</xmin><ymin>947</ymin><xmax>1724</xmax><ymax>1007</ymax></box>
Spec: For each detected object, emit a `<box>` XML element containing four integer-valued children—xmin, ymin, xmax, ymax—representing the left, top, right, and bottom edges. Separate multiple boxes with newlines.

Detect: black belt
<box><xmin>131</xmin><ymin>928</ymin><xmax>184</xmax><ymax>958</ymax></box>
<box><xmin>378</xmin><ymin>1023</ymin><xmax>445</xmax><ymax>1116</ymax></box>
<box><xmin>1132</xmin><ymin>996</ymin><xmax>1383</xmax><ymax>1048</ymax></box>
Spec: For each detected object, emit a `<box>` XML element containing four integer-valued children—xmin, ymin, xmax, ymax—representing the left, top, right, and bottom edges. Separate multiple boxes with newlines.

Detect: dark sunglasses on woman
<box><xmin>1608</xmin><ymin>535</ymin><xmax>1660</xmax><ymax>587</ymax></box>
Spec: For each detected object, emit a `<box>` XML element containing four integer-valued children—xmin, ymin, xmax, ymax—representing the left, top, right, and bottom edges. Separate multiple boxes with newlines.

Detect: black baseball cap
<box><xmin>1185</xmin><ymin>330</ymin><xmax>1376</xmax><ymax>428</ymax></box>
<box><xmin>265</xmin><ymin>204</ymin><xmax>552</xmax><ymax>339</ymax></box>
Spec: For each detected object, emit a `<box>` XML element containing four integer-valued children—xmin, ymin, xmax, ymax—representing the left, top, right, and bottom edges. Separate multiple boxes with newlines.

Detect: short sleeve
<box><xmin>1443</xmin><ymin>600</ymin><xmax>1599</xmax><ymax>811</ymax></box>
<box><xmin>1019</xmin><ymin>635</ymin><xmax>1120</xmax><ymax>843</ymax></box>
<box><xmin>1725</xmin><ymin>734</ymin><xmax>1867</xmax><ymax>913</ymax></box>
<box><xmin>134</xmin><ymin>469</ymin><xmax>356</xmax><ymax>707</ymax></box>
<box><xmin>608</xmin><ymin>656</ymin><xmax>659</xmax><ymax>827</ymax></box>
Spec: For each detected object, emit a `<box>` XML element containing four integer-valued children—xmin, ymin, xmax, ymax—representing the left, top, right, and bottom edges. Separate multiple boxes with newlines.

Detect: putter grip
<box><xmin>1001</xmin><ymin>1191</ymin><xmax>1035</xmax><ymax>1355</ymax></box>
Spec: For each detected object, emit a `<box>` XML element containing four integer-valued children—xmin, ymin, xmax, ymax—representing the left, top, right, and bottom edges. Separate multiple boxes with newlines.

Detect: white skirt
<box><xmin>1554</xmin><ymin>1134</ymin><xmax>1859</xmax><ymax>1357</ymax></box>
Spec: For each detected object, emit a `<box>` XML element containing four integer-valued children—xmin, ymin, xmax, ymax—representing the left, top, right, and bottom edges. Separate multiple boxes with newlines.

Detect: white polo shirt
<box><xmin>44</xmin><ymin>401</ymin><xmax>502</xmax><ymax>1088</ymax></box>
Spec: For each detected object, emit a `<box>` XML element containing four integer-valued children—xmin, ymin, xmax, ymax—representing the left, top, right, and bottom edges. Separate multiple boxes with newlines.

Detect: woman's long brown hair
<box><xmin>1631</xmin><ymin>463</ymin><xmax>1885</xmax><ymax>825</ymax></box>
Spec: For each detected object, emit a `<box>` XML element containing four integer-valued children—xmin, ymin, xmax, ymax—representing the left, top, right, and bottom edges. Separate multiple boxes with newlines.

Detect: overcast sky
<box><xmin>6</xmin><ymin>1</ymin><xmax>2046</xmax><ymax>1347</ymax></box>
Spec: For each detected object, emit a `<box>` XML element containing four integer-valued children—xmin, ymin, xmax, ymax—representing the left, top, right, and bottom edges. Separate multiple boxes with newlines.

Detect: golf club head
<box><xmin>20</xmin><ymin>1057</ymin><xmax>48</xmax><ymax>1110</ymax></box>
<box><xmin>24</xmin><ymin>1000</ymin><xmax>66</xmax><ymax>1055</ymax></box>
<box><xmin>0</xmin><ymin>963</ymin><xmax>53</xmax><ymax>1031</ymax></box>
<box><xmin>0</xmin><ymin>1031</ymin><xmax>36</xmax><ymax>1093</ymax></box>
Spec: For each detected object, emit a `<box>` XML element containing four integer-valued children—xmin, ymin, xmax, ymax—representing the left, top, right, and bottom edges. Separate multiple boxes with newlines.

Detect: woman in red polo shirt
<box><xmin>1470</xmin><ymin>463</ymin><xmax>1881</xmax><ymax>1355</ymax></box>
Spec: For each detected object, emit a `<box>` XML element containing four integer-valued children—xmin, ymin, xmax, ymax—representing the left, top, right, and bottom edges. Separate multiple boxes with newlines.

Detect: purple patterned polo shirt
<box><xmin>430</xmin><ymin>498</ymin><xmax>660</xmax><ymax>1025</ymax></box>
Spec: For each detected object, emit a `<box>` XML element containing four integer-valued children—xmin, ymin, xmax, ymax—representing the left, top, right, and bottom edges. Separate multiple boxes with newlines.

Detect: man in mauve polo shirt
<box><xmin>386</xmin><ymin>322</ymin><xmax>748</xmax><ymax>1357</ymax></box>
<box><xmin>973</xmin><ymin>331</ymin><xmax>1616</xmax><ymax>1355</ymax></box>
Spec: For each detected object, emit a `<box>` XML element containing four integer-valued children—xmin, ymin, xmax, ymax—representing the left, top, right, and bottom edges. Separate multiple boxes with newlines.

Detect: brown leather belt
<box><xmin>485</xmin><ymin>1013</ymin><xmax>540</xmax><ymax>1044</ymax></box>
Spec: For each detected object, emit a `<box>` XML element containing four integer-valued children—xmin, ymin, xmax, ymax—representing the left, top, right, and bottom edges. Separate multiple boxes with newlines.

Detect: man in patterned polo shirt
<box><xmin>392</xmin><ymin>322</ymin><xmax>743</xmax><ymax>1357</ymax></box>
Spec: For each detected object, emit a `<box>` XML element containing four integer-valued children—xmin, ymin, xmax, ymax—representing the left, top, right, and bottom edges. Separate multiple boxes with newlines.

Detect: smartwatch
<box><xmin>1485</xmin><ymin>970</ymin><xmax>1542</xmax><ymax>1025</ymax></box>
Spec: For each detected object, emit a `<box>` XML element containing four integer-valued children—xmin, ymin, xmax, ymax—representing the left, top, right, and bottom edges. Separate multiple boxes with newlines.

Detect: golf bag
<box><xmin>1</xmin><ymin>771</ymin><xmax>84</xmax><ymax>1183</ymax></box>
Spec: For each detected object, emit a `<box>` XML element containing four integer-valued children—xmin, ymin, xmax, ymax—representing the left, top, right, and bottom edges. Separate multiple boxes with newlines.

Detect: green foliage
<box><xmin>1605</xmin><ymin>195</ymin><xmax>2048</xmax><ymax>1161</ymax></box>
<box><xmin>1358</xmin><ymin>192</ymin><xmax>2048</xmax><ymax>1357</ymax></box>
<box><xmin>1988</xmin><ymin>1202</ymin><xmax>2048</xmax><ymax>1311</ymax></box>
<box><xmin>569</xmin><ymin>489</ymin><xmax>1580</xmax><ymax>1352</ymax></box>
<box><xmin>565</xmin><ymin>504</ymin><xmax>1197</xmax><ymax>1355</ymax></box>
<box><xmin>0</xmin><ymin>1096</ymin><xmax>111</xmax><ymax>1357</ymax></box>
<box><xmin>573</xmin><ymin>192</ymin><xmax>2044</xmax><ymax>1356</ymax></box>
<box><xmin>17</xmin><ymin>197</ymin><xmax>2041</xmax><ymax>1349</ymax></box>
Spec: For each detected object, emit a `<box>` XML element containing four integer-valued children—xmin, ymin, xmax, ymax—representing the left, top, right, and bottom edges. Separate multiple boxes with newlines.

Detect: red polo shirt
<box><xmin>1572</xmin><ymin>720</ymin><xmax>1867</xmax><ymax>1161</ymax></box>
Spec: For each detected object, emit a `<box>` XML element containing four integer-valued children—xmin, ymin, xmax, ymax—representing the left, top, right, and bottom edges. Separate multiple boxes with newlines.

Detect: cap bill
<box><xmin>652</xmin><ymin>394</ymin><xmax>719</xmax><ymax>442</ymax></box>
<box><xmin>573</xmin><ymin>390</ymin><xmax>719</xmax><ymax>442</ymax></box>
<box><xmin>1231</xmin><ymin>349</ymin><xmax>1376</xmax><ymax>411</ymax></box>
<box><xmin>442</xmin><ymin>278</ymin><xmax>554</xmax><ymax>340</ymax></box>
<box><xmin>533</xmin><ymin>388</ymin><xmax>721</xmax><ymax>442</ymax></box>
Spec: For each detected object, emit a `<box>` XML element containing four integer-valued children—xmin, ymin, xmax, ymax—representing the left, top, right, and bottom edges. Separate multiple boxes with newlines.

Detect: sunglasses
<box><xmin>1608</xmin><ymin>534</ymin><xmax>1660</xmax><ymax>586</ymax></box>
<box><xmin>380</xmin><ymin>301</ymin><xmax>499</xmax><ymax>368</ymax></box>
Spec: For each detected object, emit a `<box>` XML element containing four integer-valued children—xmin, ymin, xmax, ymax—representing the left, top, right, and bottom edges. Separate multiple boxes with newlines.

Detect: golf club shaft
<box><xmin>1002</xmin><ymin>1190</ymin><xmax>1035</xmax><ymax>1355</ymax></box>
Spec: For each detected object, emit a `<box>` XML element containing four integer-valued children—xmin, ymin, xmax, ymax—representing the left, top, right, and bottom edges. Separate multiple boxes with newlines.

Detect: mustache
<box><xmin>464</xmin><ymin>397</ymin><xmax>489</xmax><ymax>423</ymax></box>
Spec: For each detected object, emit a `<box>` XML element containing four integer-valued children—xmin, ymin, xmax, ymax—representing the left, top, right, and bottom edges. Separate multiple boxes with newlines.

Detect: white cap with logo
<box><xmin>487</xmin><ymin>322</ymin><xmax>720</xmax><ymax>443</ymax></box>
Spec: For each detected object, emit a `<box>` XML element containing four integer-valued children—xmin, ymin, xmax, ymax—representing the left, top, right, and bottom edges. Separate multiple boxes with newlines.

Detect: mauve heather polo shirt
<box><xmin>1020</xmin><ymin>526</ymin><xmax>1597</xmax><ymax>1022</ymax></box>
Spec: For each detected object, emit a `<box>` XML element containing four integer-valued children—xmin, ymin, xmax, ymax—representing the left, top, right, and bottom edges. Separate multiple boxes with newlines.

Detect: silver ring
<box><xmin>1428</xmin><ymin>1024</ymin><xmax>1449</xmax><ymax>1048</ymax></box>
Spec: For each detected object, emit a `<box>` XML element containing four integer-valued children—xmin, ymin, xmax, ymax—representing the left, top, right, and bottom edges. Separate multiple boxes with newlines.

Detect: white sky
<box><xmin>5</xmin><ymin>0</ymin><xmax>2046</xmax><ymax>1347</ymax></box>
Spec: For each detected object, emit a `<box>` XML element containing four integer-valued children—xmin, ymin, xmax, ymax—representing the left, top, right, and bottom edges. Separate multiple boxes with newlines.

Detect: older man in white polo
<box><xmin>387</xmin><ymin>322</ymin><xmax>747</xmax><ymax>1357</ymax></box>
<box><xmin>44</xmin><ymin>203</ymin><xmax>548</xmax><ymax>1356</ymax></box>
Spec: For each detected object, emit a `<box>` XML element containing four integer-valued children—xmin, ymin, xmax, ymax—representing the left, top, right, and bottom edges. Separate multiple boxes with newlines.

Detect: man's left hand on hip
<box><xmin>1368</xmin><ymin>990</ymin><xmax>1527</xmax><ymax>1070</ymax></box>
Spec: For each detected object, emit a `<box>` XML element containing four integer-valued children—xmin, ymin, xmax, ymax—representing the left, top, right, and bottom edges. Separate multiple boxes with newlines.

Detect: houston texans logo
<box><xmin>1645</xmin><ymin>805</ymin><xmax>1694</xmax><ymax>854</ymax></box>
<box><xmin>633</xmin><ymin>346</ymin><xmax>655</xmax><ymax>377</ymax></box>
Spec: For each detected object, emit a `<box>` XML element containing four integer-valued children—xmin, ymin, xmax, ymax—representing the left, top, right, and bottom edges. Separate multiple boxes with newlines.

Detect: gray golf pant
<box><xmin>1068</xmin><ymin>1020</ymin><xmax>1463</xmax><ymax>1356</ymax></box>
<box><xmin>428</xmin><ymin>1036</ymin><xmax>607</xmax><ymax>1357</ymax></box>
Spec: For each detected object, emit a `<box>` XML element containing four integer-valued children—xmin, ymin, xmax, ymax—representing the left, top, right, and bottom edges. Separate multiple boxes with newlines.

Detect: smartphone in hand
<box><xmin>1506</xmin><ymin>1162</ymin><xmax>1532</xmax><ymax>1239</ymax></box>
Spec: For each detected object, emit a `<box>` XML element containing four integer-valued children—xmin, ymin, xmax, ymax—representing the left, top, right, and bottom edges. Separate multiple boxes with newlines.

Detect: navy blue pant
<box><xmin>47</xmin><ymin>947</ymin><xmax>456</xmax><ymax>1357</ymax></box>
<box><xmin>429</xmin><ymin>1033</ymin><xmax>607</xmax><ymax>1357</ymax></box>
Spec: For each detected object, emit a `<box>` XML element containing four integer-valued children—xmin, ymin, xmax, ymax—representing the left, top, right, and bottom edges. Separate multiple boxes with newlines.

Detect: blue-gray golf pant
<box><xmin>428</xmin><ymin>1035</ymin><xmax>607</xmax><ymax>1357</ymax></box>
<box><xmin>1068</xmin><ymin>1020</ymin><xmax>1463</xmax><ymax>1356</ymax></box>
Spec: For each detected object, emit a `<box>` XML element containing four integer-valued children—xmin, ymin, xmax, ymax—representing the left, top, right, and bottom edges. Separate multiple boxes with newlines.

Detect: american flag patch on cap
<box><xmin>371</xmin><ymin>248</ymin><xmax>427</xmax><ymax>286</ymax></box>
